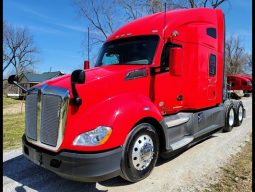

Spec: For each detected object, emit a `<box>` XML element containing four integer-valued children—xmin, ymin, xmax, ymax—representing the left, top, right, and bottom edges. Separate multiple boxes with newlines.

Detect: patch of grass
<box><xmin>3</xmin><ymin>97</ymin><xmax>24</xmax><ymax>108</ymax></box>
<box><xmin>3</xmin><ymin>112</ymin><xmax>25</xmax><ymax>150</ymax></box>
<box><xmin>204</xmin><ymin>135</ymin><xmax>252</xmax><ymax>192</ymax></box>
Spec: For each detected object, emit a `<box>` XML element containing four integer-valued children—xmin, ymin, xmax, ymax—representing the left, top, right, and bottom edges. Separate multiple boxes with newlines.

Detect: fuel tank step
<box><xmin>169</xmin><ymin>136</ymin><xmax>194</xmax><ymax>151</ymax></box>
<box><xmin>165</xmin><ymin>117</ymin><xmax>190</xmax><ymax>127</ymax></box>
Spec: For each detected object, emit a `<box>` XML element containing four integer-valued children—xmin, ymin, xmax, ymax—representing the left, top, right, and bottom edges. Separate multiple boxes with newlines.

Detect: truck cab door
<box><xmin>151</xmin><ymin>43</ymin><xmax>184</xmax><ymax>115</ymax></box>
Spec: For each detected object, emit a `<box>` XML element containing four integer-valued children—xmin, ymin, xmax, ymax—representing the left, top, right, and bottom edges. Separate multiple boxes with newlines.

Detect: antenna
<box><xmin>87</xmin><ymin>27</ymin><xmax>90</xmax><ymax>63</ymax></box>
<box><xmin>162</xmin><ymin>2</ymin><xmax>168</xmax><ymax>67</ymax></box>
<box><xmin>163</xmin><ymin>2</ymin><xmax>167</xmax><ymax>43</ymax></box>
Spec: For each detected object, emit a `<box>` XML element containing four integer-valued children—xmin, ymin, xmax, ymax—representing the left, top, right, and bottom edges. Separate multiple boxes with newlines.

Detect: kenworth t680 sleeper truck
<box><xmin>8</xmin><ymin>8</ymin><xmax>246</xmax><ymax>182</ymax></box>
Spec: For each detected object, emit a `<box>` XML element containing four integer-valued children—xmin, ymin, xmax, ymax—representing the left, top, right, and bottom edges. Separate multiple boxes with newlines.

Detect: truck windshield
<box><xmin>95</xmin><ymin>35</ymin><xmax>159</xmax><ymax>67</ymax></box>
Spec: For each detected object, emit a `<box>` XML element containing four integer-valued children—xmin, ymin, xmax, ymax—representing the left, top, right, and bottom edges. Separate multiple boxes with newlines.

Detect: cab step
<box><xmin>170</xmin><ymin>136</ymin><xmax>194</xmax><ymax>151</ymax></box>
<box><xmin>165</xmin><ymin>116</ymin><xmax>190</xmax><ymax>127</ymax></box>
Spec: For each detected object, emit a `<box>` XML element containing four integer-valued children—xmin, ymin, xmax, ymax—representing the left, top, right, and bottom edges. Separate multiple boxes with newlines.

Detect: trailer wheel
<box><xmin>223</xmin><ymin>101</ymin><xmax>235</xmax><ymax>132</ymax></box>
<box><xmin>230</xmin><ymin>92</ymin><xmax>241</xmax><ymax>100</ymax></box>
<box><xmin>244</xmin><ymin>93</ymin><xmax>250</xmax><ymax>97</ymax></box>
<box><xmin>233</xmin><ymin>101</ymin><xmax>244</xmax><ymax>127</ymax></box>
<box><xmin>120</xmin><ymin>123</ymin><xmax>159</xmax><ymax>182</ymax></box>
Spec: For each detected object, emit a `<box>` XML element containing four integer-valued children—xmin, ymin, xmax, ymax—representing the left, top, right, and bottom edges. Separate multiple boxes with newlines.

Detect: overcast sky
<box><xmin>3</xmin><ymin>0</ymin><xmax>252</xmax><ymax>75</ymax></box>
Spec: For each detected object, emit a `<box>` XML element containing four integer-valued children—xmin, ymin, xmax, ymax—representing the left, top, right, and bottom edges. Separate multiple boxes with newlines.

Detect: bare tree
<box><xmin>145</xmin><ymin>0</ymin><xmax>163</xmax><ymax>14</ymax></box>
<box><xmin>243</xmin><ymin>53</ymin><xmax>252</xmax><ymax>75</ymax></box>
<box><xmin>177</xmin><ymin>0</ymin><xmax>228</xmax><ymax>8</ymax></box>
<box><xmin>162</xmin><ymin>0</ymin><xmax>229</xmax><ymax>9</ymax></box>
<box><xmin>117</xmin><ymin>0</ymin><xmax>147</xmax><ymax>20</ymax></box>
<box><xmin>225</xmin><ymin>35</ymin><xmax>247</xmax><ymax>75</ymax></box>
<box><xmin>73</xmin><ymin>0</ymin><xmax>228</xmax><ymax>40</ymax></box>
<box><xmin>117</xmin><ymin>0</ymin><xmax>229</xmax><ymax>18</ymax></box>
<box><xmin>73</xmin><ymin>0</ymin><xmax>120</xmax><ymax>44</ymax></box>
<box><xmin>3</xmin><ymin>22</ymin><xmax>38</xmax><ymax>80</ymax></box>
<box><xmin>117</xmin><ymin>0</ymin><xmax>229</xmax><ymax>19</ymax></box>
<box><xmin>247</xmin><ymin>53</ymin><xmax>252</xmax><ymax>68</ymax></box>
<box><xmin>73</xmin><ymin>0</ymin><xmax>228</xmax><ymax>66</ymax></box>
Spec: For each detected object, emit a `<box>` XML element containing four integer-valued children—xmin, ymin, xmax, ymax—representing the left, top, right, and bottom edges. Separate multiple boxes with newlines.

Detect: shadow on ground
<box><xmin>3</xmin><ymin>155</ymin><xmax>130</xmax><ymax>192</ymax></box>
<box><xmin>3</xmin><ymin>134</ymin><xmax>218</xmax><ymax>191</ymax></box>
<box><xmin>156</xmin><ymin>135</ymin><xmax>217</xmax><ymax>166</ymax></box>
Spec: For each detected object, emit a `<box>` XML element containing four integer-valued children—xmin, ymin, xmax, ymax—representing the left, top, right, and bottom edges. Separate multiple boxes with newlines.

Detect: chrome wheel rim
<box><xmin>229</xmin><ymin>108</ymin><xmax>234</xmax><ymax>126</ymax></box>
<box><xmin>132</xmin><ymin>135</ymin><xmax>154</xmax><ymax>171</ymax></box>
<box><xmin>238</xmin><ymin>106</ymin><xmax>243</xmax><ymax>121</ymax></box>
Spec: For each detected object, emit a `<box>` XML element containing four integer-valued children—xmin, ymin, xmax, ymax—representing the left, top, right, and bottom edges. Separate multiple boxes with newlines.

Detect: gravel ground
<box><xmin>3</xmin><ymin>97</ymin><xmax>252</xmax><ymax>192</ymax></box>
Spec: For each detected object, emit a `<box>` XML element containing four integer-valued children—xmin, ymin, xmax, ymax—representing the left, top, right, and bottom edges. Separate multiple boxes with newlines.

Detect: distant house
<box><xmin>5</xmin><ymin>71</ymin><xmax>65</xmax><ymax>98</ymax></box>
<box><xmin>19</xmin><ymin>71</ymin><xmax>65</xmax><ymax>89</ymax></box>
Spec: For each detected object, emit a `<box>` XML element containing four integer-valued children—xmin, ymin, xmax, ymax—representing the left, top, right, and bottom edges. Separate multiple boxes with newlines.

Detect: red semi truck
<box><xmin>8</xmin><ymin>8</ymin><xmax>246</xmax><ymax>182</ymax></box>
<box><xmin>227</xmin><ymin>75</ymin><xmax>252</xmax><ymax>92</ymax></box>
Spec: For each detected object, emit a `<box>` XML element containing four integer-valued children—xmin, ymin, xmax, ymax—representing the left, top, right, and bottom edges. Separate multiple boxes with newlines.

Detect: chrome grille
<box><xmin>40</xmin><ymin>94</ymin><xmax>62</xmax><ymax>146</ymax></box>
<box><xmin>25</xmin><ymin>84</ymin><xmax>69</xmax><ymax>151</ymax></box>
<box><xmin>25</xmin><ymin>93</ymin><xmax>38</xmax><ymax>140</ymax></box>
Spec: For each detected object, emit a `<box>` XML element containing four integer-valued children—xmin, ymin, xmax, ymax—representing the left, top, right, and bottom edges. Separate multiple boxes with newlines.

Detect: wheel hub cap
<box><xmin>229</xmin><ymin>108</ymin><xmax>234</xmax><ymax>126</ymax></box>
<box><xmin>238</xmin><ymin>107</ymin><xmax>243</xmax><ymax>121</ymax></box>
<box><xmin>141</xmin><ymin>143</ymin><xmax>153</xmax><ymax>161</ymax></box>
<box><xmin>132</xmin><ymin>135</ymin><xmax>154</xmax><ymax>171</ymax></box>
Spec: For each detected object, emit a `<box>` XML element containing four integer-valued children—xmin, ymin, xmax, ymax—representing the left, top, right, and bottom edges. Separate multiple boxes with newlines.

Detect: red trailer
<box><xmin>9</xmin><ymin>8</ymin><xmax>245</xmax><ymax>182</ymax></box>
<box><xmin>227</xmin><ymin>75</ymin><xmax>252</xmax><ymax>92</ymax></box>
<box><xmin>241</xmin><ymin>75</ymin><xmax>253</xmax><ymax>93</ymax></box>
<box><xmin>242</xmin><ymin>75</ymin><xmax>252</xmax><ymax>81</ymax></box>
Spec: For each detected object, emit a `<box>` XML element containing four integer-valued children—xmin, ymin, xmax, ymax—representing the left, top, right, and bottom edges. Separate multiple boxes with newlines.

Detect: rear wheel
<box><xmin>223</xmin><ymin>101</ymin><xmax>235</xmax><ymax>132</ymax></box>
<box><xmin>233</xmin><ymin>101</ymin><xmax>244</xmax><ymax>127</ymax></box>
<box><xmin>244</xmin><ymin>93</ymin><xmax>250</xmax><ymax>97</ymax></box>
<box><xmin>120</xmin><ymin>123</ymin><xmax>159</xmax><ymax>182</ymax></box>
<box><xmin>230</xmin><ymin>92</ymin><xmax>241</xmax><ymax>100</ymax></box>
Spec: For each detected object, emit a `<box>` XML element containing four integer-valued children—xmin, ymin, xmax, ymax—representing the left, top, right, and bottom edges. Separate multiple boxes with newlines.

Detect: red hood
<box><xmin>36</xmin><ymin>65</ymin><xmax>149</xmax><ymax>90</ymax></box>
<box><xmin>31</xmin><ymin>64</ymin><xmax>152</xmax><ymax>152</ymax></box>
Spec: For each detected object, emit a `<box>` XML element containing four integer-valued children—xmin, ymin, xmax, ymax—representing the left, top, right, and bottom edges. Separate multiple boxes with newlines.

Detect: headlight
<box><xmin>73</xmin><ymin>126</ymin><xmax>112</xmax><ymax>146</ymax></box>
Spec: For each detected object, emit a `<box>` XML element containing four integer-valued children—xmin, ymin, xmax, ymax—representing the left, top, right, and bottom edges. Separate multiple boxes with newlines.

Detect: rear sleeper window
<box><xmin>207</xmin><ymin>28</ymin><xmax>216</xmax><ymax>39</ymax></box>
<box><xmin>209</xmin><ymin>54</ymin><xmax>216</xmax><ymax>76</ymax></box>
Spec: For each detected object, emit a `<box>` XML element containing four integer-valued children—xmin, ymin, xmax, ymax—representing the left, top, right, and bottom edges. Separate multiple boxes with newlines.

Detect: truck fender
<box><xmin>109</xmin><ymin>93</ymin><xmax>164</xmax><ymax>148</ymax></box>
<box><xmin>63</xmin><ymin>93</ymin><xmax>164</xmax><ymax>151</ymax></box>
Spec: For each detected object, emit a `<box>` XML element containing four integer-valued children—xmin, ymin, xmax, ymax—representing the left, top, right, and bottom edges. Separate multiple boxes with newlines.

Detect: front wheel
<box><xmin>120</xmin><ymin>123</ymin><xmax>159</xmax><ymax>182</ymax></box>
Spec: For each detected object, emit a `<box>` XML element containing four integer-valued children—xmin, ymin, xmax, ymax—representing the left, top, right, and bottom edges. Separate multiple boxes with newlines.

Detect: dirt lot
<box><xmin>204</xmin><ymin>134</ymin><xmax>252</xmax><ymax>192</ymax></box>
<box><xmin>3</xmin><ymin>97</ymin><xmax>252</xmax><ymax>192</ymax></box>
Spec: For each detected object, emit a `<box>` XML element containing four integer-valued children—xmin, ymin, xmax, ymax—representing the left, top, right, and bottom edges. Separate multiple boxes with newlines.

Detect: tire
<box><xmin>244</xmin><ymin>93</ymin><xmax>250</xmax><ymax>97</ymax></box>
<box><xmin>120</xmin><ymin>123</ymin><xmax>159</xmax><ymax>182</ymax></box>
<box><xmin>223</xmin><ymin>100</ymin><xmax>235</xmax><ymax>132</ymax></box>
<box><xmin>230</xmin><ymin>92</ymin><xmax>241</xmax><ymax>100</ymax></box>
<box><xmin>233</xmin><ymin>101</ymin><xmax>244</xmax><ymax>127</ymax></box>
